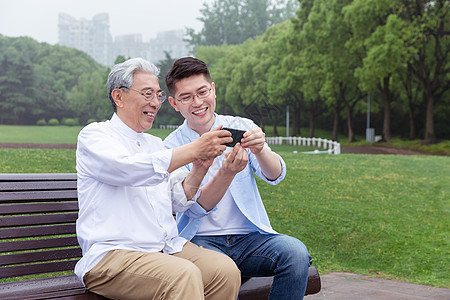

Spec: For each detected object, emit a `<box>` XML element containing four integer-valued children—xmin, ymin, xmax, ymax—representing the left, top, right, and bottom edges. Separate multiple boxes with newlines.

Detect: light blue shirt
<box><xmin>164</xmin><ymin>114</ymin><xmax>286</xmax><ymax>240</ymax></box>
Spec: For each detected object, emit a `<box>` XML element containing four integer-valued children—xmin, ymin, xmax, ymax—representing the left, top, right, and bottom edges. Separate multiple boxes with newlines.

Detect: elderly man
<box><xmin>75</xmin><ymin>57</ymin><xmax>240</xmax><ymax>300</ymax></box>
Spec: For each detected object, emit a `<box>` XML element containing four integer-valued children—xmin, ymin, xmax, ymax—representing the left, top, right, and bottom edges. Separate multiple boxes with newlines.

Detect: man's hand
<box><xmin>192</xmin><ymin>157</ymin><xmax>214</xmax><ymax>171</ymax></box>
<box><xmin>240</xmin><ymin>127</ymin><xmax>265</xmax><ymax>154</ymax></box>
<box><xmin>221</xmin><ymin>143</ymin><xmax>248</xmax><ymax>175</ymax></box>
<box><xmin>193</xmin><ymin>126</ymin><xmax>232</xmax><ymax>159</ymax></box>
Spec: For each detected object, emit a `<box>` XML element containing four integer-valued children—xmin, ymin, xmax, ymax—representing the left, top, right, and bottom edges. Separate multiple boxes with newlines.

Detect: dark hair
<box><xmin>165</xmin><ymin>57</ymin><xmax>212</xmax><ymax>97</ymax></box>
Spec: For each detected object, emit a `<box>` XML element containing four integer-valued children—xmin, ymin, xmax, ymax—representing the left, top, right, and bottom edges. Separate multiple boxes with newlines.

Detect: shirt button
<box><xmin>137</xmin><ymin>141</ymin><xmax>141</xmax><ymax>147</ymax></box>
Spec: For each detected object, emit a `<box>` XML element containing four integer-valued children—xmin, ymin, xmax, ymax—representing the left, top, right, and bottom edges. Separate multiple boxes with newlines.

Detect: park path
<box><xmin>306</xmin><ymin>272</ymin><xmax>449</xmax><ymax>300</ymax></box>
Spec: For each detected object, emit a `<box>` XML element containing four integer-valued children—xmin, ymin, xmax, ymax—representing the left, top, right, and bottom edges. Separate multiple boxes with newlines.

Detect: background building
<box><xmin>111</xmin><ymin>34</ymin><xmax>151</xmax><ymax>64</ymax></box>
<box><xmin>58</xmin><ymin>13</ymin><xmax>192</xmax><ymax>66</ymax></box>
<box><xmin>149</xmin><ymin>29</ymin><xmax>193</xmax><ymax>63</ymax></box>
<box><xmin>58</xmin><ymin>13</ymin><xmax>112</xmax><ymax>66</ymax></box>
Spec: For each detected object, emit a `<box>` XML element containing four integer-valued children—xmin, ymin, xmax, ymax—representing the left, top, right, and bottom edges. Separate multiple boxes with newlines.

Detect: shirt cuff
<box><xmin>151</xmin><ymin>148</ymin><xmax>173</xmax><ymax>174</ymax></box>
<box><xmin>262</xmin><ymin>152</ymin><xmax>286</xmax><ymax>185</ymax></box>
<box><xmin>189</xmin><ymin>187</ymin><xmax>202</xmax><ymax>202</ymax></box>
<box><xmin>185</xmin><ymin>201</ymin><xmax>217</xmax><ymax>219</ymax></box>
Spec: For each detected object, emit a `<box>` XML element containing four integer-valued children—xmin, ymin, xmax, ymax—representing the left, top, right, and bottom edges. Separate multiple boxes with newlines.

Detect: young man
<box><xmin>75</xmin><ymin>57</ymin><xmax>241</xmax><ymax>300</ymax></box>
<box><xmin>164</xmin><ymin>57</ymin><xmax>311</xmax><ymax>299</ymax></box>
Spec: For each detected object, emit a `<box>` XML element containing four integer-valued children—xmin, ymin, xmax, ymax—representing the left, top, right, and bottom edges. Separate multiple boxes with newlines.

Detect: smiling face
<box><xmin>113</xmin><ymin>71</ymin><xmax>162</xmax><ymax>133</ymax></box>
<box><xmin>168</xmin><ymin>74</ymin><xmax>216</xmax><ymax>135</ymax></box>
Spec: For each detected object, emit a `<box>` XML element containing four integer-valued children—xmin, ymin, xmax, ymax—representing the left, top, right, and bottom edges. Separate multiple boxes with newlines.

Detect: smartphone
<box><xmin>222</xmin><ymin>127</ymin><xmax>246</xmax><ymax>147</ymax></box>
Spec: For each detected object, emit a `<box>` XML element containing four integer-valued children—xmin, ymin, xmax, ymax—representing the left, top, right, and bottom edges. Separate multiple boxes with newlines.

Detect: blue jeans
<box><xmin>191</xmin><ymin>232</ymin><xmax>311</xmax><ymax>300</ymax></box>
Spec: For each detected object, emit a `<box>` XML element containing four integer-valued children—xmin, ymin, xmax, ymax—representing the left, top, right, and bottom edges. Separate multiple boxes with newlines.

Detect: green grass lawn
<box><xmin>0</xmin><ymin>125</ymin><xmax>171</xmax><ymax>143</ymax></box>
<box><xmin>261</xmin><ymin>150</ymin><xmax>449</xmax><ymax>288</ymax></box>
<box><xmin>1</xmin><ymin>125</ymin><xmax>449</xmax><ymax>287</ymax></box>
<box><xmin>2</xmin><ymin>125</ymin><xmax>449</xmax><ymax>155</ymax></box>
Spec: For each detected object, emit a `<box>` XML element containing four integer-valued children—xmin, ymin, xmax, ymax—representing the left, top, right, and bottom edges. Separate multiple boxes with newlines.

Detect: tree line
<box><xmin>192</xmin><ymin>0</ymin><xmax>449</xmax><ymax>142</ymax></box>
<box><xmin>0</xmin><ymin>35</ymin><xmax>111</xmax><ymax>126</ymax></box>
<box><xmin>0</xmin><ymin>0</ymin><xmax>448</xmax><ymax>142</ymax></box>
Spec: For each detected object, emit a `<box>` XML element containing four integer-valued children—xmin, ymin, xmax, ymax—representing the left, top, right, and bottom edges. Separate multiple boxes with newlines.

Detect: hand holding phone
<box><xmin>222</xmin><ymin>127</ymin><xmax>246</xmax><ymax>147</ymax></box>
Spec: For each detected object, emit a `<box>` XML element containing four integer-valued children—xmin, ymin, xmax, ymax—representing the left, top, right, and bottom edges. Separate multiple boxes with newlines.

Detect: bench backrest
<box><xmin>0</xmin><ymin>173</ymin><xmax>80</xmax><ymax>280</ymax></box>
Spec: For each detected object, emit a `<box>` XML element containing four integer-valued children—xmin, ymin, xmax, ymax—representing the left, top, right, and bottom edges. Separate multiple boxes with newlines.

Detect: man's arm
<box><xmin>181</xmin><ymin>158</ymin><xmax>213</xmax><ymax>201</ymax></box>
<box><xmin>168</xmin><ymin>128</ymin><xmax>232</xmax><ymax>173</ymax></box>
<box><xmin>184</xmin><ymin>144</ymin><xmax>249</xmax><ymax>211</ymax></box>
<box><xmin>241</xmin><ymin>127</ymin><xmax>282</xmax><ymax>181</ymax></box>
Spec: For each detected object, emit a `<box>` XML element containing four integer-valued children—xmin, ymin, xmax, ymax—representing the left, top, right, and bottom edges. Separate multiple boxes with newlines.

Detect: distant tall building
<box><xmin>58</xmin><ymin>13</ymin><xmax>192</xmax><ymax>66</ymax></box>
<box><xmin>58</xmin><ymin>13</ymin><xmax>112</xmax><ymax>66</ymax></box>
<box><xmin>111</xmin><ymin>34</ymin><xmax>151</xmax><ymax>64</ymax></box>
<box><xmin>149</xmin><ymin>29</ymin><xmax>193</xmax><ymax>63</ymax></box>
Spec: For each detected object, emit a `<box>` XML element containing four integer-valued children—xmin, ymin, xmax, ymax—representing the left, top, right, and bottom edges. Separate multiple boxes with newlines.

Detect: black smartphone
<box><xmin>222</xmin><ymin>127</ymin><xmax>246</xmax><ymax>147</ymax></box>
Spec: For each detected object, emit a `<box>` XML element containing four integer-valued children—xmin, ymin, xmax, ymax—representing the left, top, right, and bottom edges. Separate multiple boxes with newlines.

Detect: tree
<box><xmin>0</xmin><ymin>37</ymin><xmax>35</xmax><ymax>124</ymax></box>
<box><xmin>187</xmin><ymin>0</ymin><xmax>298</xmax><ymax>48</ymax></box>
<box><xmin>67</xmin><ymin>71</ymin><xmax>110</xmax><ymax>125</ymax></box>
<box><xmin>189</xmin><ymin>1</ymin><xmax>450</xmax><ymax>140</ymax></box>
<box><xmin>343</xmin><ymin>0</ymin><xmax>401</xmax><ymax>141</ymax></box>
<box><xmin>399</xmin><ymin>0</ymin><xmax>450</xmax><ymax>141</ymax></box>
<box><xmin>0</xmin><ymin>35</ymin><xmax>107</xmax><ymax>125</ymax></box>
<box><xmin>297</xmin><ymin>0</ymin><xmax>365</xmax><ymax>142</ymax></box>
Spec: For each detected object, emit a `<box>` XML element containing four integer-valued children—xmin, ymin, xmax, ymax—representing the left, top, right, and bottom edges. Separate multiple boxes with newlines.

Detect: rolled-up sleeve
<box><xmin>251</xmin><ymin>145</ymin><xmax>286</xmax><ymax>185</ymax></box>
<box><xmin>169</xmin><ymin>169</ymin><xmax>203</xmax><ymax>212</ymax></box>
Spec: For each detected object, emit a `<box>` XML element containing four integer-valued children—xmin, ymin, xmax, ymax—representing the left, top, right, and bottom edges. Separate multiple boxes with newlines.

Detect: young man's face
<box><xmin>115</xmin><ymin>71</ymin><xmax>162</xmax><ymax>133</ymax></box>
<box><xmin>169</xmin><ymin>74</ymin><xmax>216</xmax><ymax>135</ymax></box>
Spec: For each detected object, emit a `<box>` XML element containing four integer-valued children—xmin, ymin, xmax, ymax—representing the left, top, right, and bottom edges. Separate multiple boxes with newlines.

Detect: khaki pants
<box><xmin>83</xmin><ymin>242</ymin><xmax>240</xmax><ymax>300</ymax></box>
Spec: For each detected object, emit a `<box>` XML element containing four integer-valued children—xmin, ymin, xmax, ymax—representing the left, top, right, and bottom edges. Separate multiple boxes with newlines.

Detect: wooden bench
<box><xmin>0</xmin><ymin>173</ymin><xmax>321</xmax><ymax>299</ymax></box>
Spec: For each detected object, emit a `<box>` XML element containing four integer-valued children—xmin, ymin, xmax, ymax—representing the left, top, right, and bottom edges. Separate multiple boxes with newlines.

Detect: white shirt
<box><xmin>165</xmin><ymin>114</ymin><xmax>286</xmax><ymax>240</ymax></box>
<box><xmin>196</xmin><ymin>154</ymin><xmax>256</xmax><ymax>235</ymax></box>
<box><xmin>75</xmin><ymin>114</ymin><xmax>193</xmax><ymax>284</ymax></box>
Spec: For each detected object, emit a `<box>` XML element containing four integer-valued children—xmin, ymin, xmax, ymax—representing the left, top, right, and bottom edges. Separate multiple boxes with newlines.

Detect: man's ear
<box><xmin>168</xmin><ymin>96</ymin><xmax>180</xmax><ymax>112</ymax></box>
<box><xmin>111</xmin><ymin>88</ymin><xmax>124</xmax><ymax>109</ymax></box>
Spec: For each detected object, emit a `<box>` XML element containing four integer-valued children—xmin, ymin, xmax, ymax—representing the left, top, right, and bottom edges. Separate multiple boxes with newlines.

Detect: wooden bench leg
<box><xmin>305</xmin><ymin>266</ymin><xmax>321</xmax><ymax>295</ymax></box>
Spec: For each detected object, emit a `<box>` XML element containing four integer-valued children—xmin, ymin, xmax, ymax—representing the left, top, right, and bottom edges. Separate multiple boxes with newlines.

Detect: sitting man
<box><xmin>164</xmin><ymin>57</ymin><xmax>311</xmax><ymax>299</ymax></box>
<box><xmin>75</xmin><ymin>57</ymin><xmax>241</xmax><ymax>300</ymax></box>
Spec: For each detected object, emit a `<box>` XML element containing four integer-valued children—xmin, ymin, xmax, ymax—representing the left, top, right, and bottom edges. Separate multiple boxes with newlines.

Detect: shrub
<box><xmin>48</xmin><ymin>118</ymin><xmax>60</xmax><ymax>126</ymax></box>
<box><xmin>61</xmin><ymin>118</ymin><xmax>79</xmax><ymax>126</ymax></box>
<box><xmin>36</xmin><ymin>119</ymin><xmax>47</xmax><ymax>126</ymax></box>
<box><xmin>86</xmin><ymin>118</ymin><xmax>97</xmax><ymax>125</ymax></box>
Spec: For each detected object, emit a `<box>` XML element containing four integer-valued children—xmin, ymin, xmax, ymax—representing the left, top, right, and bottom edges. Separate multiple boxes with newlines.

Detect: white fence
<box><xmin>158</xmin><ymin>124</ymin><xmax>340</xmax><ymax>155</ymax></box>
<box><xmin>159</xmin><ymin>124</ymin><xmax>179</xmax><ymax>130</ymax></box>
<box><xmin>266</xmin><ymin>136</ymin><xmax>341</xmax><ymax>154</ymax></box>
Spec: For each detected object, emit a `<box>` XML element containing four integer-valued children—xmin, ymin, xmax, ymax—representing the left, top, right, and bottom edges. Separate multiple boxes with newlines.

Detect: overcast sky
<box><xmin>0</xmin><ymin>0</ymin><xmax>212</xmax><ymax>44</ymax></box>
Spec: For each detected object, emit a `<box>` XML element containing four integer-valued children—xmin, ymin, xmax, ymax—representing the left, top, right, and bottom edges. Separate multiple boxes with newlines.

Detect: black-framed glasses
<box><xmin>120</xmin><ymin>86</ymin><xmax>166</xmax><ymax>103</ymax></box>
<box><xmin>174</xmin><ymin>86</ymin><xmax>212</xmax><ymax>104</ymax></box>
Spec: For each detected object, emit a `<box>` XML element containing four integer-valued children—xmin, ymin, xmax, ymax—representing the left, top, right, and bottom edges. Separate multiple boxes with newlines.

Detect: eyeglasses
<box><xmin>174</xmin><ymin>86</ymin><xmax>212</xmax><ymax>104</ymax></box>
<box><xmin>120</xmin><ymin>86</ymin><xmax>166</xmax><ymax>103</ymax></box>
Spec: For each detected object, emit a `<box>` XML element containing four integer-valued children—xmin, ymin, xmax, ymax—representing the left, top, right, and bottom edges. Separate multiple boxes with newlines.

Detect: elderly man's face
<box><xmin>115</xmin><ymin>71</ymin><xmax>162</xmax><ymax>133</ymax></box>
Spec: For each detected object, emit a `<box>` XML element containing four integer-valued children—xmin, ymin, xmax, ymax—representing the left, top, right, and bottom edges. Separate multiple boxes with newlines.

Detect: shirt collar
<box><xmin>110</xmin><ymin>113</ymin><xmax>144</xmax><ymax>141</ymax></box>
<box><xmin>180</xmin><ymin>113</ymin><xmax>221</xmax><ymax>138</ymax></box>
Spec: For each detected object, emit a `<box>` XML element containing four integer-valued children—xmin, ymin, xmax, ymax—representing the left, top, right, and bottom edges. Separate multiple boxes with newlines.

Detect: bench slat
<box><xmin>0</xmin><ymin>180</ymin><xmax>77</xmax><ymax>192</ymax></box>
<box><xmin>0</xmin><ymin>173</ymin><xmax>77</xmax><ymax>181</ymax></box>
<box><xmin>0</xmin><ymin>274</ymin><xmax>107</xmax><ymax>300</ymax></box>
<box><xmin>0</xmin><ymin>236</ymin><xmax>79</xmax><ymax>253</ymax></box>
<box><xmin>0</xmin><ymin>247</ymin><xmax>82</xmax><ymax>266</ymax></box>
<box><xmin>0</xmin><ymin>201</ymin><xmax>79</xmax><ymax>215</ymax></box>
<box><xmin>0</xmin><ymin>212</ymin><xmax>78</xmax><ymax>228</ymax></box>
<box><xmin>0</xmin><ymin>259</ymin><xmax>78</xmax><ymax>279</ymax></box>
<box><xmin>0</xmin><ymin>224</ymin><xmax>76</xmax><ymax>239</ymax></box>
<box><xmin>0</xmin><ymin>190</ymin><xmax>77</xmax><ymax>202</ymax></box>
